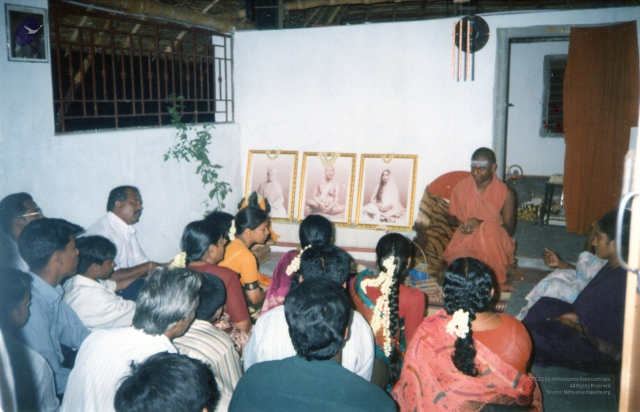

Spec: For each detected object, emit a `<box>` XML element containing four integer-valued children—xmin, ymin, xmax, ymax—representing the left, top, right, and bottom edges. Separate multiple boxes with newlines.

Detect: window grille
<box><xmin>50</xmin><ymin>3</ymin><xmax>233</xmax><ymax>133</ymax></box>
<box><xmin>540</xmin><ymin>54</ymin><xmax>566</xmax><ymax>137</ymax></box>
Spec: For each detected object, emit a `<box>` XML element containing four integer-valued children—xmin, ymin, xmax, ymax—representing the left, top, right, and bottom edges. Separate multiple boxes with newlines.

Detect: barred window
<box><xmin>50</xmin><ymin>3</ymin><xmax>233</xmax><ymax>134</ymax></box>
<box><xmin>540</xmin><ymin>54</ymin><xmax>566</xmax><ymax>137</ymax></box>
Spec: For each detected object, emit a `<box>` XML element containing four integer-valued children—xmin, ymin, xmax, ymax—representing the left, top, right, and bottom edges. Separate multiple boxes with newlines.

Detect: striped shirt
<box><xmin>60</xmin><ymin>327</ymin><xmax>176</xmax><ymax>412</ymax></box>
<box><xmin>174</xmin><ymin>320</ymin><xmax>242</xmax><ymax>412</ymax></box>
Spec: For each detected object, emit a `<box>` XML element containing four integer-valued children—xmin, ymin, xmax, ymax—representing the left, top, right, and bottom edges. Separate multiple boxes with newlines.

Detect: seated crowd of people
<box><xmin>0</xmin><ymin>148</ymin><xmax>632</xmax><ymax>412</ymax></box>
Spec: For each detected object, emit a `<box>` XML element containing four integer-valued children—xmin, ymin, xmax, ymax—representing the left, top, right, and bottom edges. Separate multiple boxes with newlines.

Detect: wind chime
<box><xmin>451</xmin><ymin>3</ymin><xmax>489</xmax><ymax>82</ymax></box>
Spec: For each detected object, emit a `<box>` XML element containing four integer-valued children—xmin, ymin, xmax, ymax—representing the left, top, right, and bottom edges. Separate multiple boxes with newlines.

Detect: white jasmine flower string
<box><xmin>361</xmin><ymin>256</ymin><xmax>396</xmax><ymax>356</ymax></box>
<box><xmin>285</xmin><ymin>245</ymin><xmax>311</xmax><ymax>276</ymax></box>
<box><xmin>228</xmin><ymin>219</ymin><xmax>236</xmax><ymax>241</ymax></box>
<box><xmin>446</xmin><ymin>309</ymin><xmax>470</xmax><ymax>339</ymax></box>
<box><xmin>168</xmin><ymin>251</ymin><xmax>187</xmax><ymax>269</ymax></box>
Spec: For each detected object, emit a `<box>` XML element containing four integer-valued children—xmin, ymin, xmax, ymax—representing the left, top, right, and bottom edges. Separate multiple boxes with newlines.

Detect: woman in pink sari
<box><xmin>261</xmin><ymin>215</ymin><xmax>333</xmax><ymax>314</ymax></box>
<box><xmin>392</xmin><ymin>257</ymin><xmax>542</xmax><ymax>411</ymax></box>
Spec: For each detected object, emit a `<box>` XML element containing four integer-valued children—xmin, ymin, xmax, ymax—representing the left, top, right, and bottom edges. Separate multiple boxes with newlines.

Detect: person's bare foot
<box><xmin>506</xmin><ymin>266</ymin><xmax>524</xmax><ymax>284</ymax></box>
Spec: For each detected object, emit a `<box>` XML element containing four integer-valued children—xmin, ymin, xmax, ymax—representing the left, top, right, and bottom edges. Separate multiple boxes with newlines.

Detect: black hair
<box><xmin>375</xmin><ymin>232</ymin><xmax>413</xmax><ymax>385</ymax></box>
<box><xmin>597</xmin><ymin>209</ymin><xmax>631</xmax><ymax>261</ymax></box>
<box><xmin>442</xmin><ymin>257</ymin><xmax>493</xmax><ymax>377</ymax></box>
<box><xmin>107</xmin><ymin>186</ymin><xmax>139</xmax><ymax>212</ymax></box>
<box><xmin>180</xmin><ymin>220</ymin><xmax>224</xmax><ymax>265</ymax></box>
<box><xmin>299</xmin><ymin>244</ymin><xmax>351</xmax><ymax>285</ymax></box>
<box><xmin>284</xmin><ymin>278</ymin><xmax>350</xmax><ymax>361</ymax></box>
<box><xmin>204</xmin><ymin>211</ymin><xmax>234</xmax><ymax>241</ymax></box>
<box><xmin>471</xmin><ymin>147</ymin><xmax>497</xmax><ymax>164</ymax></box>
<box><xmin>114</xmin><ymin>352</ymin><xmax>219</xmax><ymax>412</ymax></box>
<box><xmin>235</xmin><ymin>207</ymin><xmax>268</xmax><ymax>235</ymax></box>
<box><xmin>195</xmin><ymin>274</ymin><xmax>226</xmax><ymax>321</ymax></box>
<box><xmin>0</xmin><ymin>193</ymin><xmax>33</xmax><ymax>236</ymax></box>
<box><xmin>299</xmin><ymin>215</ymin><xmax>333</xmax><ymax>248</ymax></box>
<box><xmin>237</xmin><ymin>191</ymin><xmax>271</xmax><ymax>214</ymax></box>
<box><xmin>18</xmin><ymin>218</ymin><xmax>84</xmax><ymax>272</ymax></box>
<box><xmin>133</xmin><ymin>268</ymin><xmax>202</xmax><ymax>335</ymax></box>
<box><xmin>0</xmin><ymin>268</ymin><xmax>32</xmax><ymax>329</ymax></box>
<box><xmin>76</xmin><ymin>236</ymin><xmax>117</xmax><ymax>274</ymax></box>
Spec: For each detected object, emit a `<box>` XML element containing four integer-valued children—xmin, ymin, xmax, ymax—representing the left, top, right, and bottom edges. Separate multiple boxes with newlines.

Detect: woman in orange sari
<box><xmin>392</xmin><ymin>257</ymin><xmax>542</xmax><ymax>411</ymax></box>
<box><xmin>219</xmin><ymin>207</ymin><xmax>270</xmax><ymax>319</ymax></box>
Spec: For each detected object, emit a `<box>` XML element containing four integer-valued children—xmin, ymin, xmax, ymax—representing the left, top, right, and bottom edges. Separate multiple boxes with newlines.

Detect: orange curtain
<box><xmin>563</xmin><ymin>21</ymin><xmax>639</xmax><ymax>234</ymax></box>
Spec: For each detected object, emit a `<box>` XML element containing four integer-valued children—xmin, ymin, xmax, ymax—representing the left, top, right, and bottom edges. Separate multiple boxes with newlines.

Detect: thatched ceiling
<box><xmin>62</xmin><ymin>0</ymin><xmax>639</xmax><ymax>32</ymax></box>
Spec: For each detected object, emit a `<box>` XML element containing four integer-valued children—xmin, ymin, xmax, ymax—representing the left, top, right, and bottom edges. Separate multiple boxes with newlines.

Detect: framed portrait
<box><xmin>245</xmin><ymin>150</ymin><xmax>298</xmax><ymax>222</ymax></box>
<box><xmin>5</xmin><ymin>4</ymin><xmax>49</xmax><ymax>63</ymax></box>
<box><xmin>355</xmin><ymin>154</ymin><xmax>418</xmax><ymax>230</ymax></box>
<box><xmin>298</xmin><ymin>152</ymin><xmax>357</xmax><ymax>226</ymax></box>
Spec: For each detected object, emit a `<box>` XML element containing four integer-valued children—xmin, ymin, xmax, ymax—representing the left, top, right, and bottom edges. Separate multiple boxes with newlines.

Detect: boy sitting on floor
<box><xmin>63</xmin><ymin>235</ymin><xmax>136</xmax><ymax>330</ymax></box>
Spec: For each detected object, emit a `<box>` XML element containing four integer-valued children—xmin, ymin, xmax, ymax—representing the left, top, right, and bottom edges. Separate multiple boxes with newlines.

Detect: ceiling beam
<box><xmin>61</xmin><ymin>0</ymin><xmax>249</xmax><ymax>32</ymax></box>
<box><xmin>285</xmin><ymin>0</ymin><xmax>439</xmax><ymax>11</ymax></box>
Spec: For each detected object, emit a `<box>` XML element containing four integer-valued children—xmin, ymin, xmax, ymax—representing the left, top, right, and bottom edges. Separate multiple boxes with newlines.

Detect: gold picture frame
<box><xmin>298</xmin><ymin>152</ymin><xmax>357</xmax><ymax>226</ymax></box>
<box><xmin>245</xmin><ymin>150</ymin><xmax>298</xmax><ymax>222</ymax></box>
<box><xmin>355</xmin><ymin>154</ymin><xmax>418</xmax><ymax>230</ymax></box>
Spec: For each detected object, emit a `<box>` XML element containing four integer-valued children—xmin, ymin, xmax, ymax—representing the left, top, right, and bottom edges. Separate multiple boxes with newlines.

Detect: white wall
<box><xmin>0</xmin><ymin>0</ymin><xmax>244</xmax><ymax>261</ymax></box>
<box><xmin>2</xmin><ymin>1</ymin><xmax>639</xmax><ymax>255</ymax></box>
<box><xmin>506</xmin><ymin>41</ymin><xmax>569</xmax><ymax>176</ymax></box>
<box><xmin>235</xmin><ymin>7</ymin><xmax>640</xmax><ymax>245</ymax></box>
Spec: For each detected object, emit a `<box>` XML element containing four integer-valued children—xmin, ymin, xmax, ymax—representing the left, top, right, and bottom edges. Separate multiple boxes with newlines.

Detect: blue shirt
<box><xmin>19</xmin><ymin>272</ymin><xmax>90</xmax><ymax>395</ymax></box>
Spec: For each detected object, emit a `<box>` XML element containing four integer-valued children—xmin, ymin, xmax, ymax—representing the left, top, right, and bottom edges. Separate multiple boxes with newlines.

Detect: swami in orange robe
<box><xmin>443</xmin><ymin>174</ymin><xmax>516</xmax><ymax>286</ymax></box>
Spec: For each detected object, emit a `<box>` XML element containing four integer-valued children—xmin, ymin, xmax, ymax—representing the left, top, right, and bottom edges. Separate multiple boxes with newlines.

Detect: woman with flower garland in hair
<box><xmin>175</xmin><ymin>220</ymin><xmax>252</xmax><ymax>354</ymax></box>
<box><xmin>392</xmin><ymin>257</ymin><xmax>542</xmax><ymax>411</ymax></box>
<box><xmin>220</xmin><ymin>207</ymin><xmax>271</xmax><ymax>319</ymax></box>
<box><xmin>350</xmin><ymin>232</ymin><xmax>426</xmax><ymax>391</ymax></box>
<box><xmin>261</xmin><ymin>214</ymin><xmax>333</xmax><ymax>314</ymax></box>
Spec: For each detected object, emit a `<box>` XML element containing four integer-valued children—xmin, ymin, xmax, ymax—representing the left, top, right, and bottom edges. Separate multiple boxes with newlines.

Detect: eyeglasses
<box><xmin>21</xmin><ymin>208</ymin><xmax>43</xmax><ymax>218</ymax></box>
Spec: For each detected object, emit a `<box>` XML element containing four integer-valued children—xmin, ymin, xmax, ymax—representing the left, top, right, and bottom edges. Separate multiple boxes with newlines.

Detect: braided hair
<box><xmin>375</xmin><ymin>232</ymin><xmax>412</xmax><ymax>385</ymax></box>
<box><xmin>442</xmin><ymin>257</ymin><xmax>493</xmax><ymax>376</ymax></box>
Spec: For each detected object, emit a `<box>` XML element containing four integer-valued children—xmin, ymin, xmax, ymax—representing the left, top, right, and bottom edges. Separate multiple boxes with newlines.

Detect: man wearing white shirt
<box><xmin>243</xmin><ymin>245</ymin><xmax>374</xmax><ymax>381</ymax></box>
<box><xmin>61</xmin><ymin>268</ymin><xmax>201</xmax><ymax>412</ymax></box>
<box><xmin>85</xmin><ymin>186</ymin><xmax>163</xmax><ymax>297</ymax></box>
<box><xmin>63</xmin><ymin>236</ymin><xmax>136</xmax><ymax>331</ymax></box>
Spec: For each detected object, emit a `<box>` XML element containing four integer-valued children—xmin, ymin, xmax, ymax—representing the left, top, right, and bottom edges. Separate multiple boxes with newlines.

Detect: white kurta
<box><xmin>84</xmin><ymin>212</ymin><xmax>148</xmax><ymax>269</ymax></box>
<box><xmin>243</xmin><ymin>305</ymin><xmax>375</xmax><ymax>381</ymax></box>
<box><xmin>63</xmin><ymin>275</ymin><xmax>136</xmax><ymax>331</ymax></box>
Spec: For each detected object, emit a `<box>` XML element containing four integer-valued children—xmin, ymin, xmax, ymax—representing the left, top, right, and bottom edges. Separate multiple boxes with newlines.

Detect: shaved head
<box><xmin>471</xmin><ymin>147</ymin><xmax>496</xmax><ymax>164</ymax></box>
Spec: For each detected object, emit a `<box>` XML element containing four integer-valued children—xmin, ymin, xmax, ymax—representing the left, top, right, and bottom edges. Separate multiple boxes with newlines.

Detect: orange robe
<box><xmin>443</xmin><ymin>175</ymin><xmax>515</xmax><ymax>285</ymax></box>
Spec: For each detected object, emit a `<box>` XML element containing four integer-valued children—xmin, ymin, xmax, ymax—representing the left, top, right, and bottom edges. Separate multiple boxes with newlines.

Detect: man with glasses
<box><xmin>0</xmin><ymin>192</ymin><xmax>44</xmax><ymax>271</ymax></box>
<box><xmin>443</xmin><ymin>147</ymin><xmax>519</xmax><ymax>291</ymax></box>
<box><xmin>85</xmin><ymin>186</ymin><xmax>163</xmax><ymax>299</ymax></box>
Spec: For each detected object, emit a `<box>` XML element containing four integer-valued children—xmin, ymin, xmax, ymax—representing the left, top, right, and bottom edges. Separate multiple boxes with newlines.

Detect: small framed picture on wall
<box><xmin>245</xmin><ymin>150</ymin><xmax>298</xmax><ymax>222</ymax></box>
<box><xmin>298</xmin><ymin>152</ymin><xmax>356</xmax><ymax>226</ymax></box>
<box><xmin>5</xmin><ymin>4</ymin><xmax>49</xmax><ymax>63</ymax></box>
<box><xmin>355</xmin><ymin>154</ymin><xmax>418</xmax><ymax>230</ymax></box>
